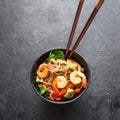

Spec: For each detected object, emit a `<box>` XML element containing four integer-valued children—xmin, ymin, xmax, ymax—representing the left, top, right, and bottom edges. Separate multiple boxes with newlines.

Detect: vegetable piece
<box><xmin>81</xmin><ymin>68</ymin><xmax>85</xmax><ymax>72</ymax></box>
<box><xmin>47</xmin><ymin>50</ymin><xmax>64</xmax><ymax>62</ymax></box>
<box><xmin>39</xmin><ymin>87</ymin><xmax>47</xmax><ymax>95</ymax></box>
<box><xmin>50</xmin><ymin>92</ymin><xmax>62</xmax><ymax>101</ymax></box>
<box><xmin>55</xmin><ymin>97</ymin><xmax>61</xmax><ymax>101</ymax></box>
<box><xmin>42</xmin><ymin>84</ymin><xmax>53</xmax><ymax>94</ymax></box>
<box><xmin>46</xmin><ymin>51</ymin><xmax>53</xmax><ymax>63</ymax></box>
<box><xmin>74</xmin><ymin>88</ymin><xmax>81</xmax><ymax>94</ymax></box>
<box><xmin>64</xmin><ymin>88</ymin><xmax>74</xmax><ymax>99</ymax></box>
<box><xmin>67</xmin><ymin>84</ymin><xmax>75</xmax><ymax>89</ymax></box>
<box><xmin>60</xmin><ymin>60</ymin><xmax>66</xmax><ymax>65</ymax></box>
<box><xmin>36</xmin><ymin>76</ymin><xmax>44</xmax><ymax>82</ymax></box>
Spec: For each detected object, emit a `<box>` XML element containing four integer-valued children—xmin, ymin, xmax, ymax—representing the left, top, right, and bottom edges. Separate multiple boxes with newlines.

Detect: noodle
<box><xmin>36</xmin><ymin>56</ymin><xmax>87</xmax><ymax>101</ymax></box>
<box><xmin>45</xmin><ymin>59</ymin><xmax>69</xmax><ymax>87</ymax></box>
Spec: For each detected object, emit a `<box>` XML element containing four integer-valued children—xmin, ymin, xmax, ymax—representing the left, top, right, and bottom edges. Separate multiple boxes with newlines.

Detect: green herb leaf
<box><xmin>39</xmin><ymin>87</ymin><xmax>47</xmax><ymax>95</ymax></box>
<box><xmin>47</xmin><ymin>50</ymin><xmax>64</xmax><ymax>62</ymax></box>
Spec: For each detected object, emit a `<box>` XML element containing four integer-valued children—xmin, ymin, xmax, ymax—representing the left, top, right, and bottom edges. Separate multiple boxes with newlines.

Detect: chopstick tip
<box><xmin>96</xmin><ymin>0</ymin><xmax>104</xmax><ymax>10</ymax></box>
<box><xmin>80</xmin><ymin>0</ymin><xmax>85</xmax><ymax>3</ymax></box>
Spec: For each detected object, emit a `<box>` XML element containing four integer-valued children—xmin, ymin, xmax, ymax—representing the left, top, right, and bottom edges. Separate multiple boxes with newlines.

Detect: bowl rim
<box><xmin>30</xmin><ymin>48</ymin><xmax>91</xmax><ymax>104</ymax></box>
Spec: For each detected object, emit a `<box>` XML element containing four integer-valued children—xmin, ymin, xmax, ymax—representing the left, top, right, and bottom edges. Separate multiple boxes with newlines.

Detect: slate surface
<box><xmin>0</xmin><ymin>0</ymin><xmax>120</xmax><ymax>120</ymax></box>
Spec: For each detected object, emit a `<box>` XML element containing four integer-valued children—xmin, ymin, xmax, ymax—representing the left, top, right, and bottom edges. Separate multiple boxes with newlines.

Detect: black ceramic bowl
<box><xmin>31</xmin><ymin>48</ymin><xmax>91</xmax><ymax>104</ymax></box>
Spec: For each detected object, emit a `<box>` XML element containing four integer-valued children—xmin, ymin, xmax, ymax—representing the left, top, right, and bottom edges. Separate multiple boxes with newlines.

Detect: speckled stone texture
<box><xmin>0</xmin><ymin>0</ymin><xmax>120</xmax><ymax>120</ymax></box>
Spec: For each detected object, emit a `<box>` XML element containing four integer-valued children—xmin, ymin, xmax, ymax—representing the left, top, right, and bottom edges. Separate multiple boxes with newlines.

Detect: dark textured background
<box><xmin>0</xmin><ymin>0</ymin><xmax>120</xmax><ymax>120</ymax></box>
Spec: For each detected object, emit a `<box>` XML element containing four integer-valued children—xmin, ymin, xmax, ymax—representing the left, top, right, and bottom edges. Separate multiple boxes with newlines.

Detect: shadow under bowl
<box><xmin>31</xmin><ymin>48</ymin><xmax>91</xmax><ymax>104</ymax></box>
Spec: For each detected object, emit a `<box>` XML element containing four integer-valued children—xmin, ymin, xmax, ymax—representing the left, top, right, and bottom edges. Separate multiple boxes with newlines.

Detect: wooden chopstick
<box><xmin>67</xmin><ymin>0</ymin><xmax>104</xmax><ymax>58</ymax></box>
<box><xmin>65</xmin><ymin>0</ymin><xmax>85</xmax><ymax>58</ymax></box>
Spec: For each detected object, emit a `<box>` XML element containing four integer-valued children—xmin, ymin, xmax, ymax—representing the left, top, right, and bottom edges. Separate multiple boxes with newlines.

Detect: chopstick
<box><xmin>65</xmin><ymin>0</ymin><xmax>85</xmax><ymax>58</ymax></box>
<box><xmin>66</xmin><ymin>0</ymin><xmax>104</xmax><ymax>58</ymax></box>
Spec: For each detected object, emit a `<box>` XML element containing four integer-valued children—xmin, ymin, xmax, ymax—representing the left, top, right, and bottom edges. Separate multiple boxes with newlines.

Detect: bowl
<box><xmin>31</xmin><ymin>48</ymin><xmax>91</xmax><ymax>104</ymax></box>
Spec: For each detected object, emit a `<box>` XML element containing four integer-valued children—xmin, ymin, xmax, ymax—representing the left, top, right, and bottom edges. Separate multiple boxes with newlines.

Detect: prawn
<box><xmin>52</xmin><ymin>76</ymin><xmax>67</xmax><ymax>96</ymax></box>
<box><xmin>70</xmin><ymin>71</ymin><xmax>87</xmax><ymax>88</ymax></box>
<box><xmin>56</xmin><ymin>76</ymin><xmax>67</xmax><ymax>89</ymax></box>
<box><xmin>37</xmin><ymin>63</ymin><xmax>50</xmax><ymax>78</ymax></box>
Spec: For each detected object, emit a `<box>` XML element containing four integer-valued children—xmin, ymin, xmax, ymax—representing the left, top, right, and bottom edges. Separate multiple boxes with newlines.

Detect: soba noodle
<box><xmin>36</xmin><ymin>52</ymin><xmax>87</xmax><ymax>101</ymax></box>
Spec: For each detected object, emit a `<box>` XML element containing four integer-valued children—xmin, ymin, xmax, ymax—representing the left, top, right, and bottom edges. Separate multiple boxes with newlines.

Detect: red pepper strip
<box><xmin>51</xmin><ymin>93</ymin><xmax>62</xmax><ymax>101</ymax></box>
<box><xmin>55</xmin><ymin>97</ymin><xmax>61</xmax><ymax>101</ymax></box>
<box><xmin>52</xmin><ymin>78</ymin><xmax>67</xmax><ymax>97</ymax></box>
<box><xmin>74</xmin><ymin>88</ymin><xmax>81</xmax><ymax>94</ymax></box>
<box><xmin>67</xmin><ymin>83</ymin><xmax>75</xmax><ymax>89</ymax></box>
<box><xmin>42</xmin><ymin>83</ymin><xmax>62</xmax><ymax>101</ymax></box>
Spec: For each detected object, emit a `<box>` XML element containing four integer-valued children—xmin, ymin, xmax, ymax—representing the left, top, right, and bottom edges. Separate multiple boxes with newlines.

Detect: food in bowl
<box><xmin>35</xmin><ymin>50</ymin><xmax>88</xmax><ymax>102</ymax></box>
